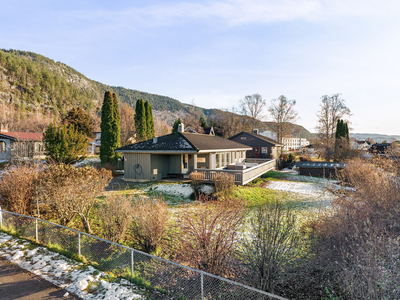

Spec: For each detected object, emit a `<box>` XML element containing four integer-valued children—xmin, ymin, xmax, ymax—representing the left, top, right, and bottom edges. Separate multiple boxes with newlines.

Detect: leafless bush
<box><xmin>129</xmin><ymin>198</ymin><xmax>170</xmax><ymax>253</ymax></box>
<box><xmin>37</xmin><ymin>164</ymin><xmax>112</xmax><ymax>233</ymax></box>
<box><xmin>0</xmin><ymin>163</ymin><xmax>39</xmax><ymax>216</ymax></box>
<box><xmin>307</xmin><ymin>157</ymin><xmax>400</xmax><ymax>298</ymax></box>
<box><xmin>97</xmin><ymin>195</ymin><xmax>133</xmax><ymax>243</ymax></box>
<box><xmin>178</xmin><ymin>197</ymin><xmax>245</xmax><ymax>276</ymax></box>
<box><xmin>242</xmin><ymin>201</ymin><xmax>301</xmax><ymax>294</ymax></box>
<box><xmin>190</xmin><ymin>171</ymin><xmax>205</xmax><ymax>198</ymax></box>
<box><xmin>213</xmin><ymin>172</ymin><xmax>235</xmax><ymax>198</ymax></box>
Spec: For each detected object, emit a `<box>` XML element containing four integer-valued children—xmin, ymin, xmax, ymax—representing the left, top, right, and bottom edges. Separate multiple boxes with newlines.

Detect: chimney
<box><xmin>0</xmin><ymin>124</ymin><xmax>8</xmax><ymax>132</ymax></box>
<box><xmin>178</xmin><ymin>123</ymin><xmax>185</xmax><ymax>132</ymax></box>
<box><xmin>253</xmin><ymin>129</ymin><xmax>259</xmax><ymax>135</ymax></box>
<box><xmin>153</xmin><ymin>137</ymin><xmax>158</xmax><ymax>144</ymax></box>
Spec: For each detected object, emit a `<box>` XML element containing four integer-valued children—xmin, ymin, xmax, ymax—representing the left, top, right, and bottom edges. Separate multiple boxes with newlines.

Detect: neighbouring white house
<box><xmin>259</xmin><ymin>130</ymin><xmax>310</xmax><ymax>151</ymax></box>
<box><xmin>282</xmin><ymin>137</ymin><xmax>310</xmax><ymax>151</ymax></box>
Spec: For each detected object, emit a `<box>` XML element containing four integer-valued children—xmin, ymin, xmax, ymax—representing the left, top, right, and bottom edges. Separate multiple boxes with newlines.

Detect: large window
<box><xmin>216</xmin><ymin>153</ymin><xmax>220</xmax><ymax>168</ymax></box>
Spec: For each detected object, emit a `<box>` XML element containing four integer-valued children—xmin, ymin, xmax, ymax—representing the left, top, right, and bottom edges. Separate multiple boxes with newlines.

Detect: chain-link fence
<box><xmin>0</xmin><ymin>208</ymin><xmax>287</xmax><ymax>300</ymax></box>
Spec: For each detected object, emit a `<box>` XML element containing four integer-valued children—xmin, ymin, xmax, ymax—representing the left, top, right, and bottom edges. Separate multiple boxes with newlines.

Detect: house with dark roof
<box><xmin>0</xmin><ymin>130</ymin><xmax>44</xmax><ymax>161</ymax></box>
<box><xmin>228</xmin><ymin>131</ymin><xmax>283</xmax><ymax>160</ymax></box>
<box><xmin>369</xmin><ymin>143</ymin><xmax>391</xmax><ymax>154</ymax></box>
<box><xmin>115</xmin><ymin>132</ymin><xmax>252</xmax><ymax>181</ymax></box>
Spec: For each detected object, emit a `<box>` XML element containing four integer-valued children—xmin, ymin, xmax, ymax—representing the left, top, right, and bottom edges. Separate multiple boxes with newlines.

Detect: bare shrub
<box><xmin>308</xmin><ymin>157</ymin><xmax>400</xmax><ymax>299</ymax></box>
<box><xmin>97</xmin><ymin>195</ymin><xmax>133</xmax><ymax>243</ymax></box>
<box><xmin>242</xmin><ymin>201</ymin><xmax>301</xmax><ymax>294</ymax></box>
<box><xmin>0</xmin><ymin>163</ymin><xmax>39</xmax><ymax>216</ymax></box>
<box><xmin>213</xmin><ymin>172</ymin><xmax>235</xmax><ymax>198</ymax></box>
<box><xmin>129</xmin><ymin>198</ymin><xmax>170</xmax><ymax>253</ymax></box>
<box><xmin>37</xmin><ymin>164</ymin><xmax>112</xmax><ymax>233</ymax></box>
<box><xmin>190</xmin><ymin>171</ymin><xmax>204</xmax><ymax>198</ymax></box>
<box><xmin>178</xmin><ymin>197</ymin><xmax>245</xmax><ymax>276</ymax></box>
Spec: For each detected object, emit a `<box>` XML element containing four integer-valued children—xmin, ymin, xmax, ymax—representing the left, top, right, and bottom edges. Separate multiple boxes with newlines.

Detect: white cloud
<box><xmin>70</xmin><ymin>0</ymin><xmax>400</xmax><ymax>29</ymax></box>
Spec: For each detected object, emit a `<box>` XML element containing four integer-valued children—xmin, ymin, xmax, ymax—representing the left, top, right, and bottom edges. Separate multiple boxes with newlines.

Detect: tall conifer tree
<box><xmin>112</xmin><ymin>93</ymin><xmax>121</xmax><ymax>154</ymax></box>
<box><xmin>145</xmin><ymin>100</ymin><xmax>155</xmax><ymax>139</ymax></box>
<box><xmin>100</xmin><ymin>90</ymin><xmax>119</xmax><ymax>163</ymax></box>
<box><xmin>134</xmin><ymin>99</ymin><xmax>147</xmax><ymax>142</ymax></box>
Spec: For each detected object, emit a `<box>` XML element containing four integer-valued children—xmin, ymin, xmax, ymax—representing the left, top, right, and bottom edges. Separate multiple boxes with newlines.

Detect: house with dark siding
<box><xmin>228</xmin><ymin>131</ymin><xmax>282</xmax><ymax>160</ymax></box>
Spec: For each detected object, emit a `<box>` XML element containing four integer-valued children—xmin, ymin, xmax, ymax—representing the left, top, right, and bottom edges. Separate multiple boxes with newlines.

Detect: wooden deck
<box><xmin>195</xmin><ymin>159</ymin><xmax>276</xmax><ymax>185</ymax></box>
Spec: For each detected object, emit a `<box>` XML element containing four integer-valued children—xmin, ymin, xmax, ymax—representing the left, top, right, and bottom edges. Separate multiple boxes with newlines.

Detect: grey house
<box><xmin>228</xmin><ymin>131</ymin><xmax>282</xmax><ymax>160</ymax></box>
<box><xmin>115</xmin><ymin>132</ymin><xmax>251</xmax><ymax>181</ymax></box>
<box><xmin>0</xmin><ymin>131</ymin><xmax>44</xmax><ymax>161</ymax></box>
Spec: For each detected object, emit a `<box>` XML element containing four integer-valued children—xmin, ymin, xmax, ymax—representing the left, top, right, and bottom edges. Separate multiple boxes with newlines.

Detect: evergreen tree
<box><xmin>44</xmin><ymin>123</ymin><xmax>88</xmax><ymax>164</ymax></box>
<box><xmin>172</xmin><ymin>117</ymin><xmax>182</xmax><ymax>133</ymax></box>
<box><xmin>199</xmin><ymin>115</ymin><xmax>207</xmax><ymax>127</ymax></box>
<box><xmin>100</xmin><ymin>90</ymin><xmax>119</xmax><ymax>163</ymax></box>
<box><xmin>112</xmin><ymin>93</ymin><xmax>121</xmax><ymax>156</ymax></box>
<box><xmin>62</xmin><ymin>107</ymin><xmax>94</xmax><ymax>138</ymax></box>
<box><xmin>134</xmin><ymin>99</ymin><xmax>147</xmax><ymax>141</ymax></box>
<box><xmin>144</xmin><ymin>100</ymin><xmax>155</xmax><ymax>139</ymax></box>
<box><xmin>334</xmin><ymin>119</ymin><xmax>350</xmax><ymax>161</ymax></box>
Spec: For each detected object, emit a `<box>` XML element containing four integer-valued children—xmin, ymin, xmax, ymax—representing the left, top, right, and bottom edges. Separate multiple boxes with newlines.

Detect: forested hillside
<box><xmin>0</xmin><ymin>49</ymin><xmax>197</xmax><ymax>131</ymax></box>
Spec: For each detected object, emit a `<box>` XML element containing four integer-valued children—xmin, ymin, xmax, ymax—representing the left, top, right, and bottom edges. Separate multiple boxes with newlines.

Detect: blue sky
<box><xmin>1</xmin><ymin>0</ymin><xmax>400</xmax><ymax>135</ymax></box>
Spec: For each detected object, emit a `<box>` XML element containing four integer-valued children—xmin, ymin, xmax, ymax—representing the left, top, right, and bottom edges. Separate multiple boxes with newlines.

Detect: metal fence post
<box><xmin>78</xmin><ymin>233</ymin><xmax>81</xmax><ymax>256</ymax></box>
<box><xmin>35</xmin><ymin>219</ymin><xmax>38</xmax><ymax>242</ymax></box>
<box><xmin>201</xmin><ymin>273</ymin><xmax>204</xmax><ymax>300</ymax></box>
<box><xmin>131</xmin><ymin>250</ymin><xmax>134</xmax><ymax>276</ymax></box>
<box><xmin>0</xmin><ymin>206</ymin><xmax>2</xmax><ymax>228</ymax></box>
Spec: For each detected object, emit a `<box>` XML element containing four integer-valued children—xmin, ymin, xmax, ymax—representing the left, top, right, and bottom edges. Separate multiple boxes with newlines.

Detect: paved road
<box><xmin>0</xmin><ymin>257</ymin><xmax>79</xmax><ymax>300</ymax></box>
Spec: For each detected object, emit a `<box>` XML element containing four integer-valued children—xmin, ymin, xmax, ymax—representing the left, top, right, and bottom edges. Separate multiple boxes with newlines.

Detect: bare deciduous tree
<box><xmin>239</xmin><ymin>94</ymin><xmax>266</xmax><ymax>123</ymax></box>
<box><xmin>119</xmin><ymin>103</ymin><xmax>136</xmax><ymax>146</ymax></box>
<box><xmin>268</xmin><ymin>95</ymin><xmax>299</xmax><ymax>144</ymax></box>
<box><xmin>316</xmin><ymin>94</ymin><xmax>351</xmax><ymax>151</ymax></box>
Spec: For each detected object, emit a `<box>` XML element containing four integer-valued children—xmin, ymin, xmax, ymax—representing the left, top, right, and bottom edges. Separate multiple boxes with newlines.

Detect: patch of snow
<box><xmin>145</xmin><ymin>183</ymin><xmax>213</xmax><ymax>199</ymax></box>
<box><xmin>146</xmin><ymin>183</ymin><xmax>194</xmax><ymax>198</ymax></box>
<box><xmin>0</xmin><ymin>233</ymin><xmax>145</xmax><ymax>300</ymax></box>
<box><xmin>73</xmin><ymin>157</ymin><xmax>101</xmax><ymax>167</ymax></box>
<box><xmin>265</xmin><ymin>180</ymin><xmax>335</xmax><ymax>207</ymax></box>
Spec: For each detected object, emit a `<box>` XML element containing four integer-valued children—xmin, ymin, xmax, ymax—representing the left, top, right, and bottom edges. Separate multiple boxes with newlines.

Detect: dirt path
<box><xmin>0</xmin><ymin>257</ymin><xmax>79</xmax><ymax>300</ymax></box>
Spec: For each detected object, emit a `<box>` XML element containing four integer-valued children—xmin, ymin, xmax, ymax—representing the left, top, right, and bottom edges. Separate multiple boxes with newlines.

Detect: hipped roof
<box><xmin>116</xmin><ymin>132</ymin><xmax>251</xmax><ymax>153</ymax></box>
